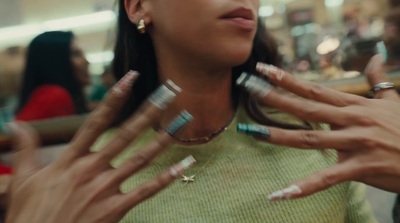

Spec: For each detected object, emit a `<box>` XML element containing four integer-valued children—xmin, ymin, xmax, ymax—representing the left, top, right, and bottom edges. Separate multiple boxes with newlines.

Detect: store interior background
<box><xmin>0</xmin><ymin>0</ymin><xmax>397</xmax><ymax>222</ymax></box>
<box><xmin>0</xmin><ymin>0</ymin><xmax>393</xmax><ymax>103</ymax></box>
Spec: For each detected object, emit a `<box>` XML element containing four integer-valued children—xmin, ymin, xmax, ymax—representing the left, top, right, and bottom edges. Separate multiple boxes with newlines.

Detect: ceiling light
<box><xmin>0</xmin><ymin>10</ymin><xmax>116</xmax><ymax>48</ymax></box>
<box><xmin>87</xmin><ymin>51</ymin><xmax>114</xmax><ymax>64</ymax></box>
<box><xmin>259</xmin><ymin>6</ymin><xmax>275</xmax><ymax>17</ymax></box>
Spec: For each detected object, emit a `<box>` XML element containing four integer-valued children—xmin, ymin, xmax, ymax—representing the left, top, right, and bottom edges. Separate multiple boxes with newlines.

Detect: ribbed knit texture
<box><xmin>93</xmin><ymin>106</ymin><xmax>376</xmax><ymax>223</ymax></box>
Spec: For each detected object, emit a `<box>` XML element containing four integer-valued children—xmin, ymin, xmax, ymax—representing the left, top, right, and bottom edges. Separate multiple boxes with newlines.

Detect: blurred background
<box><xmin>0</xmin><ymin>0</ymin><xmax>396</xmax><ymax>112</ymax></box>
<box><xmin>0</xmin><ymin>0</ymin><xmax>398</xmax><ymax>222</ymax></box>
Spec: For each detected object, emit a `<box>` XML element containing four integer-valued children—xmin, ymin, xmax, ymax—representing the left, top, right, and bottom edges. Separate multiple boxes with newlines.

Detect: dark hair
<box><xmin>113</xmin><ymin>0</ymin><xmax>308</xmax><ymax>129</ymax></box>
<box><xmin>385</xmin><ymin>7</ymin><xmax>400</xmax><ymax>59</ymax></box>
<box><xmin>17</xmin><ymin>31</ymin><xmax>88</xmax><ymax>114</ymax></box>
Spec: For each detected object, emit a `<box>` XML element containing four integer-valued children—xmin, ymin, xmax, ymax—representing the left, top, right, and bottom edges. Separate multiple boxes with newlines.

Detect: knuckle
<box><xmin>156</xmin><ymin>134</ymin><xmax>171</xmax><ymax>148</ymax></box>
<box><xmin>299</xmin><ymin>131</ymin><xmax>319</xmax><ymax>148</ymax></box>
<box><xmin>306</xmin><ymin>82</ymin><xmax>324</xmax><ymax>99</ymax></box>
<box><xmin>117</xmin><ymin>126</ymin><xmax>140</xmax><ymax>143</ymax></box>
<box><xmin>363</xmin><ymin>163</ymin><xmax>384</xmax><ymax>176</ymax></box>
<box><xmin>131</xmin><ymin>152</ymin><xmax>152</xmax><ymax>169</ymax></box>
<box><xmin>138</xmin><ymin>104</ymin><xmax>159</xmax><ymax>125</ymax></box>
<box><xmin>356</xmin><ymin>115</ymin><xmax>376</xmax><ymax>126</ymax></box>
<box><xmin>318</xmin><ymin>171</ymin><xmax>338</xmax><ymax>187</ymax></box>
<box><xmin>86</xmin><ymin>118</ymin><xmax>109</xmax><ymax>135</ymax></box>
<box><xmin>353</xmin><ymin>134</ymin><xmax>379</xmax><ymax>149</ymax></box>
<box><xmin>136</xmin><ymin>184</ymin><xmax>157</xmax><ymax>198</ymax></box>
<box><xmin>301</xmin><ymin>102</ymin><xmax>319</xmax><ymax>117</ymax></box>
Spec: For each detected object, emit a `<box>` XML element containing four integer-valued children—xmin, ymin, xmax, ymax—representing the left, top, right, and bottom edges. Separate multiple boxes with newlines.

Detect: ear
<box><xmin>125</xmin><ymin>0</ymin><xmax>152</xmax><ymax>26</ymax></box>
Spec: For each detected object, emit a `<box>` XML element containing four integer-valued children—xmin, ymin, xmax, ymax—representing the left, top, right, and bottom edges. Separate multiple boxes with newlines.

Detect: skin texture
<box><xmin>70</xmin><ymin>39</ymin><xmax>91</xmax><ymax>87</ymax></box>
<box><xmin>8</xmin><ymin>0</ymin><xmax>400</xmax><ymax>221</ymax></box>
<box><xmin>246</xmin><ymin>55</ymin><xmax>400</xmax><ymax>200</ymax></box>
<box><xmin>125</xmin><ymin>0</ymin><xmax>259</xmax><ymax>141</ymax></box>
<box><xmin>6</xmin><ymin>1</ymin><xmax>261</xmax><ymax>221</ymax></box>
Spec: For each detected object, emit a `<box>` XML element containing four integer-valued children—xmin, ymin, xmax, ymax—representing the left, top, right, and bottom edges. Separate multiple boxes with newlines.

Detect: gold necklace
<box><xmin>167</xmin><ymin>140</ymin><xmax>223</xmax><ymax>185</ymax></box>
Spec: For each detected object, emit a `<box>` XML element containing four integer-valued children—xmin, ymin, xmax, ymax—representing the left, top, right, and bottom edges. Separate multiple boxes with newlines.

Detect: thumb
<box><xmin>365</xmin><ymin>54</ymin><xmax>398</xmax><ymax>99</ymax></box>
<box><xmin>8</xmin><ymin>122</ymin><xmax>40</xmax><ymax>176</ymax></box>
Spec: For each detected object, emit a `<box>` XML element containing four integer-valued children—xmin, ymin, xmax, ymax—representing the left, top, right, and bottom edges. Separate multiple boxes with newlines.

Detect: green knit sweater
<box><xmin>93</xmin><ymin>106</ymin><xmax>376</xmax><ymax>223</ymax></box>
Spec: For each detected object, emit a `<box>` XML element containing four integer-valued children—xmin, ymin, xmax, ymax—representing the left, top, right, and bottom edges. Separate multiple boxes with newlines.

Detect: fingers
<box><xmin>108</xmin><ymin>111</ymin><xmax>193</xmax><ymax>183</ymax></box>
<box><xmin>365</xmin><ymin>54</ymin><xmax>398</xmax><ymax>99</ymax></box>
<box><xmin>256</xmin><ymin>63</ymin><xmax>363</xmax><ymax>107</ymax></box>
<box><xmin>65</xmin><ymin>71</ymin><xmax>139</xmax><ymax>163</ymax></box>
<box><xmin>9</xmin><ymin>122</ymin><xmax>40</xmax><ymax>176</ymax></box>
<box><xmin>268</xmin><ymin>161</ymin><xmax>358</xmax><ymax>201</ymax></box>
<box><xmin>237</xmin><ymin>124</ymin><xmax>355</xmax><ymax>150</ymax></box>
<box><xmin>95</xmin><ymin>85</ymin><xmax>186</xmax><ymax>164</ymax></box>
<box><xmin>236</xmin><ymin>73</ymin><xmax>354</xmax><ymax>126</ymax></box>
<box><xmin>118</xmin><ymin>156</ymin><xmax>196</xmax><ymax>211</ymax></box>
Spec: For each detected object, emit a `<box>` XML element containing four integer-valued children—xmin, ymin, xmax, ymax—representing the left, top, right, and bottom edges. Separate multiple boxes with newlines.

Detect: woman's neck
<box><xmin>155</xmin><ymin>49</ymin><xmax>235</xmax><ymax>143</ymax></box>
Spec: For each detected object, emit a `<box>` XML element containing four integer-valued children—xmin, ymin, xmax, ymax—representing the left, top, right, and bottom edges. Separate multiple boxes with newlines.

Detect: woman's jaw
<box><xmin>147</xmin><ymin>0</ymin><xmax>259</xmax><ymax>71</ymax></box>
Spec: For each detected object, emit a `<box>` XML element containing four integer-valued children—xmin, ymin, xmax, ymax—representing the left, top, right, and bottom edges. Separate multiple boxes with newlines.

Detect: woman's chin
<box><xmin>222</xmin><ymin>51</ymin><xmax>252</xmax><ymax>67</ymax></box>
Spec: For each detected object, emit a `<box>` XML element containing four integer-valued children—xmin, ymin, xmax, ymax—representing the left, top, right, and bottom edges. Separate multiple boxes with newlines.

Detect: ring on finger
<box><xmin>370</xmin><ymin>82</ymin><xmax>395</xmax><ymax>96</ymax></box>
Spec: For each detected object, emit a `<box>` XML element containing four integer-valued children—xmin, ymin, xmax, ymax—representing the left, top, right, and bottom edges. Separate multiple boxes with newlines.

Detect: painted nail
<box><xmin>165</xmin><ymin>110</ymin><xmax>194</xmax><ymax>136</ymax></box>
<box><xmin>149</xmin><ymin>80</ymin><xmax>182</xmax><ymax>110</ymax></box>
<box><xmin>236</xmin><ymin>72</ymin><xmax>272</xmax><ymax>97</ymax></box>
<box><xmin>256</xmin><ymin>62</ymin><xmax>285</xmax><ymax>81</ymax></box>
<box><xmin>112</xmin><ymin>70</ymin><xmax>140</xmax><ymax>96</ymax></box>
<box><xmin>268</xmin><ymin>185</ymin><xmax>302</xmax><ymax>201</ymax></box>
<box><xmin>237</xmin><ymin>123</ymin><xmax>270</xmax><ymax>139</ymax></box>
<box><xmin>5</xmin><ymin>122</ymin><xmax>19</xmax><ymax>136</ymax></box>
<box><xmin>376</xmin><ymin>41</ymin><xmax>388</xmax><ymax>63</ymax></box>
<box><xmin>170</xmin><ymin>155</ymin><xmax>196</xmax><ymax>177</ymax></box>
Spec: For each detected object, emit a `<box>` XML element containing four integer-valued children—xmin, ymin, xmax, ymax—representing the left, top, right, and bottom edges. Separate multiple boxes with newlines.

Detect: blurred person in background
<box><xmin>15</xmin><ymin>31</ymin><xmax>90</xmax><ymax>121</ymax></box>
<box><xmin>88</xmin><ymin>66</ymin><xmax>116</xmax><ymax>110</ymax></box>
<box><xmin>383</xmin><ymin>7</ymin><xmax>400</xmax><ymax>73</ymax></box>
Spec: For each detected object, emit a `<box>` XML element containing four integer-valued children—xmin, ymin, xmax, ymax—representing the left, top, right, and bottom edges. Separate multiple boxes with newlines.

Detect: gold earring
<box><xmin>137</xmin><ymin>19</ymin><xmax>146</xmax><ymax>34</ymax></box>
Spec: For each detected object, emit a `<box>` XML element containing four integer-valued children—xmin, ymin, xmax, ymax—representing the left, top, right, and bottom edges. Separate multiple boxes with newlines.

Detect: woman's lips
<box><xmin>221</xmin><ymin>17</ymin><xmax>256</xmax><ymax>31</ymax></box>
<box><xmin>220</xmin><ymin>8</ymin><xmax>256</xmax><ymax>31</ymax></box>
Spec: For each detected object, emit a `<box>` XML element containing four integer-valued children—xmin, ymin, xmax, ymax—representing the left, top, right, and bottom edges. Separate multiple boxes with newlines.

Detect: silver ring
<box><xmin>370</xmin><ymin>82</ymin><xmax>395</xmax><ymax>96</ymax></box>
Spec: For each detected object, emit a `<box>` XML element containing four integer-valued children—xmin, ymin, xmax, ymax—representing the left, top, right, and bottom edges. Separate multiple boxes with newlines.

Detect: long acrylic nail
<box><xmin>376</xmin><ymin>41</ymin><xmax>388</xmax><ymax>63</ymax></box>
<box><xmin>237</xmin><ymin>123</ymin><xmax>270</xmax><ymax>139</ymax></box>
<box><xmin>5</xmin><ymin>122</ymin><xmax>19</xmax><ymax>136</ymax></box>
<box><xmin>165</xmin><ymin>110</ymin><xmax>194</xmax><ymax>136</ymax></box>
<box><xmin>256</xmin><ymin>62</ymin><xmax>285</xmax><ymax>81</ymax></box>
<box><xmin>112</xmin><ymin>70</ymin><xmax>140</xmax><ymax>96</ymax></box>
<box><xmin>149</xmin><ymin>80</ymin><xmax>182</xmax><ymax>110</ymax></box>
<box><xmin>268</xmin><ymin>185</ymin><xmax>302</xmax><ymax>201</ymax></box>
<box><xmin>170</xmin><ymin>155</ymin><xmax>196</xmax><ymax>177</ymax></box>
<box><xmin>236</xmin><ymin>72</ymin><xmax>272</xmax><ymax>97</ymax></box>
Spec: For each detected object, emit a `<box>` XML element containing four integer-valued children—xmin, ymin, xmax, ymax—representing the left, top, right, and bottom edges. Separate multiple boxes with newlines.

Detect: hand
<box><xmin>5</xmin><ymin>71</ymin><xmax>195</xmax><ymax>223</ymax></box>
<box><xmin>237</xmin><ymin>55</ymin><xmax>400</xmax><ymax>200</ymax></box>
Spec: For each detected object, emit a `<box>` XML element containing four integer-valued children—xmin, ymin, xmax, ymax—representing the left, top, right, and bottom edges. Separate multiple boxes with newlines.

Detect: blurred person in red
<box><xmin>15</xmin><ymin>31</ymin><xmax>90</xmax><ymax>121</ymax></box>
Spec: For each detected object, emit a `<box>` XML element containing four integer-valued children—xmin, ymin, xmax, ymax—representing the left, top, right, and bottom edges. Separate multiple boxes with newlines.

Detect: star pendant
<box><xmin>181</xmin><ymin>175</ymin><xmax>195</xmax><ymax>185</ymax></box>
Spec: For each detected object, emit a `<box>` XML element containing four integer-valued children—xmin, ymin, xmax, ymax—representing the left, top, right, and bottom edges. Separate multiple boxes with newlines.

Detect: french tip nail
<box><xmin>165</xmin><ymin>80</ymin><xmax>182</xmax><ymax>93</ymax></box>
<box><xmin>170</xmin><ymin>155</ymin><xmax>197</xmax><ymax>177</ymax></box>
<box><xmin>237</xmin><ymin>123</ymin><xmax>270</xmax><ymax>139</ymax></box>
<box><xmin>149</xmin><ymin>82</ymin><xmax>181</xmax><ymax>110</ymax></box>
<box><xmin>235</xmin><ymin>73</ymin><xmax>272</xmax><ymax>97</ymax></box>
<box><xmin>256</xmin><ymin>62</ymin><xmax>265</xmax><ymax>70</ymax></box>
<box><xmin>165</xmin><ymin>110</ymin><xmax>194</xmax><ymax>136</ymax></box>
<box><xmin>181</xmin><ymin>155</ymin><xmax>197</xmax><ymax>168</ymax></box>
<box><xmin>5</xmin><ymin>122</ymin><xmax>19</xmax><ymax>136</ymax></box>
<box><xmin>112</xmin><ymin>71</ymin><xmax>140</xmax><ymax>96</ymax></box>
<box><xmin>236</xmin><ymin>123</ymin><xmax>248</xmax><ymax>133</ymax></box>
<box><xmin>268</xmin><ymin>185</ymin><xmax>302</xmax><ymax>201</ymax></box>
<box><xmin>128</xmin><ymin>70</ymin><xmax>140</xmax><ymax>76</ymax></box>
<box><xmin>236</xmin><ymin>72</ymin><xmax>250</xmax><ymax>86</ymax></box>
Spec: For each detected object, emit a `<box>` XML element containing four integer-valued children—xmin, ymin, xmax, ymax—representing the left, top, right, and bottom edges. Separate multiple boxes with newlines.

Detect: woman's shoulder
<box><xmin>15</xmin><ymin>85</ymin><xmax>76</xmax><ymax>121</ymax></box>
<box><xmin>34</xmin><ymin>85</ymin><xmax>72</xmax><ymax>98</ymax></box>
